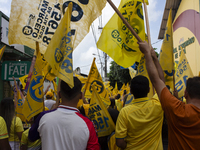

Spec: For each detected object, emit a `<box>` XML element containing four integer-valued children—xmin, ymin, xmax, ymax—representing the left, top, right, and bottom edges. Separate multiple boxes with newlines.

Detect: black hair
<box><xmin>0</xmin><ymin>98</ymin><xmax>15</xmax><ymax>135</ymax></box>
<box><xmin>109</xmin><ymin>98</ymin><xmax>116</xmax><ymax>109</ymax></box>
<box><xmin>186</xmin><ymin>77</ymin><xmax>200</xmax><ymax>99</ymax></box>
<box><xmin>130</xmin><ymin>75</ymin><xmax>149</xmax><ymax>98</ymax></box>
<box><xmin>60</xmin><ymin>77</ymin><xmax>82</xmax><ymax>101</ymax></box>
<box><xmin>115</xmin><ymin>94</ymin><xmax>121</xmax><ymax>100</ymax></box>
<box><xmin>107</xmin><ymin>108</ymin><xmax>119</xmax><ymax>125</ymax></box>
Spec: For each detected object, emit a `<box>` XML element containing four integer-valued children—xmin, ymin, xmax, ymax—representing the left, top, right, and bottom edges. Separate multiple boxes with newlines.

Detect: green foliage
<box><xmin>107</xmin><ymin>61</ymin><xmax>131</xmax><ymax>89</ymax></box>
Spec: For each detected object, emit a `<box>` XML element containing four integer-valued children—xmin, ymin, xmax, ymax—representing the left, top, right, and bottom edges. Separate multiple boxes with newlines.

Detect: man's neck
<box><xmin>60</xmin><ymin>101</ymin><xmax>77</xmax><ymax>108</ymax></box>
<box><xmin>187</xmin><ymin>98</ymin><xmax>200</xmax><ymax>109</ymax></box>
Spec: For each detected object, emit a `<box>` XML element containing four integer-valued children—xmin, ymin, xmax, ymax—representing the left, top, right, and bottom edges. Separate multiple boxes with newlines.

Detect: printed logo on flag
<box><xmin>55</xmin><ymin>48</ymin><xmax>64</xmax><ymax>63</ymax></box>
<box><xmin>29</xmin><ymin>76</ymin><xmax>43</xmax><ymax>102</ymax></box>
<box><xmin>90</xmin><ymin>80</ymin><xmax>104</xmax><ymax>94</ymax></box>
<box><xmin>18</xmin><ymin>99</ymin><xmax>23</xmax><ymax>106</ymax></box>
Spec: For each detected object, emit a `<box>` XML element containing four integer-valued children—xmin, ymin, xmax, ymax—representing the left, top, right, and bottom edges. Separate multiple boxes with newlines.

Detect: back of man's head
<box><xmin>60</xmin><ymin>77</ymin><xmax>82</xmax><ymax>101</ymax></box>
<box><xmin>186</xmin><ymin>77</ymin><xmax>200</xmax><ymax>99</ymax></box>
<box><xmin>130</xmin><ymin>75</ymin><xmax>149</xmax><ymax>98</ymax></box>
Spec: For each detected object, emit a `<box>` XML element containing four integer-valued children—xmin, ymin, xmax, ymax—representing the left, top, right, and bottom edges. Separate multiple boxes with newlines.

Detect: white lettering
<box><xmin>12</xmin><ymin>66</ymin><xmax>19</xmax><ymax>75</ymax></box>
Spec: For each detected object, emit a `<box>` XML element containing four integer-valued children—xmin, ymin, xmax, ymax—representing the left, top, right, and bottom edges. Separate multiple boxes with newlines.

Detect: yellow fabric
<box><xmin>124</xmin><ymin>93</ymin><xmax>134</xmax><ymax>106</ymax></box>
<box><xmin>83</xmin><ymin>104</ymin><xmax>90</xmax><ymax>117</ymax></box>
<box><xmin>21</xmin><ymin>128</ymin><xmax>41</xmax><ymax>148</ymax></box>
<box><xmin>8</xmin><ymin>0</ymin><xmax>106</xmax><ymax>54</ymax></box>
<box><xmin>19</xmin><ymin>75</ymin><xmax>28</xmax><ymax>90</ymax></box>
<box><xmin>88</xmin><ymin>85</ymin><xmax>115</xmax><ymax>137</ymax></box>
<box><xmin>9</xmin><ymin>117</ymin><xmax>24</xmax><ymax>142</ymax></box>
<box><xmin>0</xmin><ymin>45</ymin><xmax>6</xmax><ymax>60</ymax></box>
<box><xmin>115</xmin><ymin>99</ymin><xmax>123</xmax><ymax>111</ymax></box>
<box><xmin>77</xmin><ymin>99</ymin><xmax>84</xmax><ymax>109</ymax></box>
<box><xmin>159</xmin><ymin>9</ymin><xmax>174</xmax><ymax>91</ymax></box>
<box><xmin>128</xmin><ymin>67</ymin><xmax>136</xmax><ymax>79</ymax></box>
<box><xmin>116</xmin><ymin>96</ymin><xmax>163</xmax><ymax>150</ymax></box>
<box><xmin>43</xmin><ymin>63</ymin><xmax>56</xmax><ymax>81</ymax></box>
<box><xmin>108</xmin><ymin>132</ymin><xmax>122</xmax><ymax>150</ymax></box>
<box><xmin>137</xmin><ymin>55</ymin><xmax>154</xmax><ymax>99</ymax></box>
<box><xmin>84</xmin><ymin>58</ymin><xmax>110</xmax><ymax>105</ymax></box>
<box><xmin>175</xmin><ymin>48</ymin><xmax>193</xmax><ymax>101</ymax></box>
<box><xmin>22</xmin><ymin>48</ymin><xmax>44</xmax><ymax>121</ymax></box>
<box><xmin>75</xmin><ymin>74</ymin><xmax>88</xmax><ymax>84</ymax></box>
<box><xmin>0</xmin><ymin>116</ymin><xmax>9</xmax><ymax>140</ymax></box>
<box><xmin>15</xmin><ymin>87</ymin><xmax>26</xmax><ymax>122</ymax></box>
<box><xmin>44</xmin><ymin>3</ymin><xmax>73</xmax><ymax>88</ymax></box>
<box><xmin>97</xmin><ymin>0</ymin><xmax>146</xmax><ymax>68</ymax></box>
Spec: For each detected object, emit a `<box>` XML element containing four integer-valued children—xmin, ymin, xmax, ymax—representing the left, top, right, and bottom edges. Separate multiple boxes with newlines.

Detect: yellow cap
<box><xmin>46</xmin><ymin>91</ymin><xmax>53</xmax><ymax>98</ymax></box>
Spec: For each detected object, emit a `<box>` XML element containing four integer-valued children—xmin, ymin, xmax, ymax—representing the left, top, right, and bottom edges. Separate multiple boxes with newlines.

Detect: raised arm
<box><xmin>151</xmin><ymin>47</ymin><xmax>165</xmax><ymax>83</ymax></box>
<box><xmin>138</xmin><ymin>41</ymin><xmax>166</xmax><ymax>98</ymax></box>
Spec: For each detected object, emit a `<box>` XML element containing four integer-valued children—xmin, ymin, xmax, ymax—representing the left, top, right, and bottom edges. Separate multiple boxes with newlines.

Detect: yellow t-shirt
<box><xmin>0</xmin><ymin>116</ymin><xmax>9</xmax><ymax>140</ymax></box>
<box><xmin>116</xmin><ymin>96</ymin><xmax>164</xmax><ymax>150</ymax></box>
<box><xmin>21</xmin><ymin>128</ymin><xmax>41</xmax><ymax>149</ymax></box>
<box><xmin>108</xmin><ymin>132</ymin><xmax>121</xmax><ymax>150</ymax></box>
<box><xmin>9</xmin><ymin>116</ymin><xmax>24</xmax><ymax>142</ymax></box>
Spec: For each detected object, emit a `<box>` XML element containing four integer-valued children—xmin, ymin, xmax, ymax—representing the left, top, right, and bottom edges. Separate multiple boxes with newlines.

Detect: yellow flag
<box><xmin>137</xmin><ymin>55</ymin><xmax>154</xmax><ymax>99</ymax></box>
<box><xmin>97</xmin><ymin>0</ymin><xmax>146</xmax><ymax>68</ymax></box>
<box><xmin>88</xmin><ymin>85</ymin><xmax>116</xmax><ymax>137</ymax></box>
<box><xmin>13</xmin><ymin>78</ymin><xmax>26</xmax><ymax>122</ymax></box>
<box><xmin>85</xmin><ymin>58</ymin><xmax>110</xmax><ymax>105</ymax></box>
<box><xmin>43</xmin><ymin>63</ymin><xmax>56</xmax><ymax>81</ymax></box>
<box><xmin>52</xmin><ymin>80</ymin><xmax>57</xmax><ymax>95</ymax></box>
<box><xmin>8</xmin><ymin>0</ymin><xmax>106</xmax><ymax>54</ymax></box>
<box><xmin>159</xmin><ymin>9</ymin><xmax>174</xmax><ymax>91</ymax></box>
<box><xmin>44</xmin><ymin>3</ymin><xmax>73</xmax><ymax>88</ymax></box>
<box><xmin>175</xmin><ymin>48</ymin><xmax>193</xmax><ymax>101</ymax></box>
<box><xmin>19</xmin><ymin>75</ymin><xmax>28</xmax><ymax>90</ymax></box>
<box><xmin>0</xmin><ymin>45</ymin><xmax>6</xmax><ymax>60</ymax></box>
<box><xmin>75</xmin><ymin>73</ymin><xmax>88</xmax><ymax>84</ymax></box>
<box><xmin>16</xmin><ymin>88</ymin><xmax>26</xmax><ymax>122</ymax></box>
<box><xmin>112</xmin><ymin>82</ymin><xmax>118</xmax><ymax>96</ymax></box>
<box><xmin>22</xmin><ymin>49</ymin><xmax>44</xmax><ymax>121</ymax></box>
<box><xmin>128</xmin><ymin>67</ymin><xmax>136</xmax><ymax>79</ymax></box>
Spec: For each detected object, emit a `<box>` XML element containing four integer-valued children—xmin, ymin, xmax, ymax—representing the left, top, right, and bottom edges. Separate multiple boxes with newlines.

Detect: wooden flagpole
<box><xmin>107</xmin><ymin>0</ymin><xmax>143</xmax><ymax>42</ymax></box>
<box><xmin>142</xmin><ymin>0</ymin><xmax>151</xmax><ymax>47</ymax></box>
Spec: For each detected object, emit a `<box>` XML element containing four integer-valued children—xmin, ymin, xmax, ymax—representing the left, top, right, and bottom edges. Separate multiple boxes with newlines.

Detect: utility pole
<box><xmin>104</xmin><ymin>52</ymin><xmax>107</xmax><ymax>79</ymax></box>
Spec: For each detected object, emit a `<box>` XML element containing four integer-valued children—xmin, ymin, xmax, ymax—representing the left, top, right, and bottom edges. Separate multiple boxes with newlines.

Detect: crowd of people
<box><xmin>0</xmin><ymin>41</ymin><xmax>200</xmax><ymax>150</ymax></box>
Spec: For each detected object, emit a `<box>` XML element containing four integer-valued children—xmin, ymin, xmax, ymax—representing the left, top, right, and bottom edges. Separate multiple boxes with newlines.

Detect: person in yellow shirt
<box><xmin>115</xmin><ymin>75</ymin><xmax>164</xmax><ymax>150</ymax></box>
<box><xmin>0</xmin><ymin>98</ymin><xmax>24</xmax><ymax>150</ymax></box>
<box><xmin>0</xmin><ymin>116</ymin><xmax>11</xmax><ymax>150</ymax></box>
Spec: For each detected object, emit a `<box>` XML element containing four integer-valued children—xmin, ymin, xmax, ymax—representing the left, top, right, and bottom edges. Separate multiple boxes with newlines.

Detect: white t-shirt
<box><xmin>30</xmin><ymin>105</ymin><xmax>99</xmax><ymax>150</ymax></box>
<box><xmin>44</xmin><ymin>99</ymin><xmax>56</xmax><ymax>110</ymax></box>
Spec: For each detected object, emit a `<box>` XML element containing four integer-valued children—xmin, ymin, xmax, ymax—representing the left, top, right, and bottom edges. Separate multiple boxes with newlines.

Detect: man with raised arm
<box><xmin>138</xmin><ymin>41</ymin><xmax>200</xmax><ymax>149</ymax></box>
<box><xmin>29</xmin><ymin>77</ymin><xmax>99</xmax><ymax>150</ymax></box>
<box><xmin>115</xmin><ymin>46</ymin><xmax>165</xmax><ymax>150</ymax></box>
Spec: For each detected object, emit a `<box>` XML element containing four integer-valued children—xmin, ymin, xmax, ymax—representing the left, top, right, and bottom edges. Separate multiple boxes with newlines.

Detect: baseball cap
<box><xmin>46</xmin><ymin>91</ymin><xmax>53</xmax><ymax>98</ymax></box>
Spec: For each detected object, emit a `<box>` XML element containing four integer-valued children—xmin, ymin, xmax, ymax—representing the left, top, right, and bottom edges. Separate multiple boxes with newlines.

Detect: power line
<box><xmin>151</xmin><ymin>39</ymin><xmax>163</xmax><ymax>45</ymax></box>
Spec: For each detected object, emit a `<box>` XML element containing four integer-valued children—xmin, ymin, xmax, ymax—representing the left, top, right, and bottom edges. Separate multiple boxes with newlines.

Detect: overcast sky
<box><xmin>0</xmin><ymin>0</ymin><xmax>166</xmax><ymax>77</ymax></box>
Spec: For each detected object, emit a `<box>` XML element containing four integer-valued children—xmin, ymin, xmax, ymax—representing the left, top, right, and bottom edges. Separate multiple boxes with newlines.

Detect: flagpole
<box><xmin>107</xmin><ymin>0</ymin><xmax>143</xmax><ymax>42</ymax></box>
<box><xmin>142</xmin><ymin>0</ymin><xmax>151</xmax><ymax>47</ymax></box>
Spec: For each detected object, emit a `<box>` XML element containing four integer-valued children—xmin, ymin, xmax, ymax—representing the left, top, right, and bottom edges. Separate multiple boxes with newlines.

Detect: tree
<box><xmin>107</xmin><ymin>61</ymin><xmax>131</xmax><ymax>89</ymax></box>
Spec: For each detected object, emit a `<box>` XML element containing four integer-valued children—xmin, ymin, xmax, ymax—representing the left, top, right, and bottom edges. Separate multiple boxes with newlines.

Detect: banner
<box><xmin>19</xmin><ymin>75</ymin><xmax>28</xmax><ymax>90</ymax></box>
<box><xmin>84</xmin><ymin>58</ymin><xmax>110</xmax><ymax>105</ymax></box>
<box><xmin>159</xmin><ymin>9</ymin><xmax>174</xmax><ymax>91</ymax></box>
<box><xmin>88</xmin><ymin>85</ymin><xmax>116</xmax><ymax>137</ymax></box>
<box><xmin>22</xmin><ymin>49</ymin><xmax>44</xmax><ymax>121</ymax></box>
<box><xmin>137</xmin><ymin>55</ymin><xmax>154</xmax><ymax>99</ymax></box>
<box><xmin>97</xmin><ymin>0</ymin><xmax>146</xmax><ymax>68</ymax></box>
<box><xmin>44</xmin><ymin>2</ymin><xmax>74</xmax><ymax>88</ymax></box>
<box><xmin>128</xmin><ymin>66</ymin><xmax>136</xmax><ymax>79</ymax></box>
<box><xmin>175</xmin><ymin>48</ymin><xmax>193</xmax><ymax>101</ymax></box>
<box><xmin>8</xmin><ymin>0</ymin><xmax>107</xmax><ymax>54</ymax></box>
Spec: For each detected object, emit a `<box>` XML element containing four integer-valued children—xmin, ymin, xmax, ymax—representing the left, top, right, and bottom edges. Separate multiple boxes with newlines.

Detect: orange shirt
<box><xmin>160</xmin><ymin>87</ymin><xmax>200</xmax><ymax>150</ymax></box>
